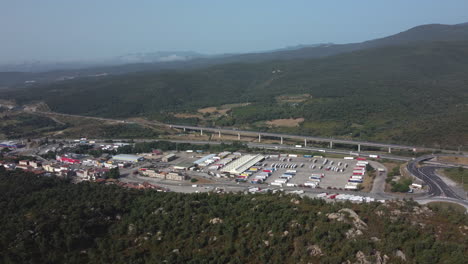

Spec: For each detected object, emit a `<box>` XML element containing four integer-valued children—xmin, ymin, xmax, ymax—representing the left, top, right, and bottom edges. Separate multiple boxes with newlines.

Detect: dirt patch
<box><xmin>191</xmin><ymin>176</ymin><xmax>215</xmax><ymax>184</ymax></box>
<box><xmin>173</xmin><ymin>113</ymin><xmax>203</xmax><ymax>119</ymax></box>
<box><xmin>266</xmin><ymin>118</ymin><xmax>305</xmax><ymax>127</ymax></box>
<box><xmin>436</xmin><ymin>156</ymin><xmax>468</xmax><ymax>165</ymax></box>
<box><xmin>219</xmin><ymin>103</ymin><xmax>251</xmax><ymax>109</ymax></box>
<box><xmin>276</xmin><ymin>94</ymin><xmax>311</xmax><ymax>103</ymax></box>
<box><xmin>197</xmin><ymin>103</ymin><xmax>250</xmax><ymax>116</ymax></box>
<box><xmin>198</xmin><ymin>107</ymin><xmax>218</xmax><ymax>114</ymax></box>
<box><xmin>361</xmin><ymin>172</ymin><xmax>375</xmax><ymax>192</ymax></box>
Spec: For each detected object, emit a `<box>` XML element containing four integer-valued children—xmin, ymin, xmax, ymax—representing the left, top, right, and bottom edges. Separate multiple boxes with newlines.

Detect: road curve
<box><xmin>407</xmin><ymin>156</ymin><xmax>465</xmax><ymax>200</ymax></box>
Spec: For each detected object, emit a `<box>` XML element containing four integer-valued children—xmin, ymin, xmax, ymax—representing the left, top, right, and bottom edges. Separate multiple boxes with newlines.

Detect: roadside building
<box><xmin>16</xmin><ymin>161</ymin><xmax>30</xmax><ymax>170</ymax></box>
<box><xmin>57</xmin><ymin>156</ymin><xmax>81</xmax><ymax>164</ymax></box>
<box><xmin>29</xmin><ymin>161</ymin><xmax>41</xmax><ymax>169</ymax></box>
<box><xmin>43</xmin><ymin>163</ymin><xmax>58</xmax><ymax>173</ymax></box>
<box><xmin>166</xmin><ymin>172</ymin><xmax>186</xmax><ymax>181</ymax></box>
<box><xmin>141</xmin><ymin>169</ymin><xmax>166</xmax><ymax>179</ymax></box>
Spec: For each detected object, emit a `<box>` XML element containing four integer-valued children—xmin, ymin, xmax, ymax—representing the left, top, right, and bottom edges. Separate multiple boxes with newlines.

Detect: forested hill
<box><xmin>0</xmin><ymin>170</ymin><xmax>467</xmax><ymax>263</ymax></box>
<box><xmin>4</xmin><ymin>40</ymin><xmax>468</xmax><ymax>146</ymax></box>
<box><xmin>1</xmin><ymin>22</ymin><xmax>467</xmax><ymax>88</ymax></box>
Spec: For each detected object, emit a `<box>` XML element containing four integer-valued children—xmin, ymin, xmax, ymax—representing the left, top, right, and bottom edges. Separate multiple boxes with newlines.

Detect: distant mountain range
<box><xmin>4</xmin><ymin>21</ymin><xmax>468</xmax><ymax>147</ymax></box>
<box><xmin>113</xmin><ymin>51</ymin><xmax>207</xmax><ymax>64</ymax></box>
<box><xmin>1</xmin><ymin>22</ymin><xmax>468</xmax><ymax>89</ymax></box>
<box><xmin>0</xmin><ymin>51</ymin><xmax>209</xmax><ymax>72</ymax></box>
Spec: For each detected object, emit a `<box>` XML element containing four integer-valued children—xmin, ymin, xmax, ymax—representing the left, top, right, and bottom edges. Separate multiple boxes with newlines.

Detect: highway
<box><xmin>23</xmin><ymin>108</ymin><xmax>461</xmax><ymax>155</ymax></box>
<box><xmin>169</xmin><ymin>124</ymin><xmax>437</xmax><ymax>152</ymax></box>
<box><xmin>69</xmin><ymin>138</ymin><xmax>412</xmax><ymax>162</ymax></box>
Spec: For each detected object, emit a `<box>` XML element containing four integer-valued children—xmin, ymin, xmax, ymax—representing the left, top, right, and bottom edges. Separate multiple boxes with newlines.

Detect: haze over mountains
<box><xmin>1</xmin><ymin>22</ymin><xmax>468</xmax><ymax>87</ymax></box>
<box><xmin>2</xmin><ymin>22</ymin><xmax>468</xmax><ymax>147</ymax></box>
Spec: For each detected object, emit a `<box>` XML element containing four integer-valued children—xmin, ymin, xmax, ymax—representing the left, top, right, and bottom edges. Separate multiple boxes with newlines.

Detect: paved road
<box><xmin>369</xmin><ymin>161</ymin><xmax>390</xmax><ymax>197</ymax></box>
<box><xmin>169</xmin><ymin>124</ymin><xmax>438</xmax><ymax>152</ymax></box>
<box><xmin>70</xmin><ymin>138</ymin><xmax>411</xmax><ymax>162</ymax></box>
<box><xmin>407</xmin><ymin>156</ymin><xmax>466</xmax><ymax>201</ymax></box>
<box><xmin>21</xmin><ymin>108</ymin><xmax>464</xmax><ymax>155</ymax></box>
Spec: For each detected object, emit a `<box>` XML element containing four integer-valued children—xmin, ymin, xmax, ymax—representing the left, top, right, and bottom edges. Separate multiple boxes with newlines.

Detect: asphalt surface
<box><xmin>169</xmin><ymin>124</ymin><xmax>435</xmax><ymax>152</ymax></box>
<box><xmin>407</xmin><ymin>156</ymin><xmax>465</xmax><ymax>200</ymax></box>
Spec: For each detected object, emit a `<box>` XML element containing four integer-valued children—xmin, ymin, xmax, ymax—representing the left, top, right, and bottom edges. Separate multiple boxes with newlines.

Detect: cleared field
<box><xmin>198</xmin><ymin>107</ymin><xmax>218</xmax><ymax>114</ymax></box>
<box><xmin>437</xmin><ymin>156</ymin><xmax>468</xmax><ymax>165</ymax></box>
<box><xmin>275</xmin><ymin>94</ymin><xmax>311</xmax><ymax>103</ymax></box>
<box><xmin>173</xmin><ymin>113</ymin><xmax>203</xmax><ymax>119</ymax></box>
<box><xmin>197</xmin><ymin>103</ymin><xmax>250</xmax><ymax>116</ymax></box>
<box><xmin>265</xmin><ymin>118</ymin><xmax>305</xmax><ymax>127</ymax></box>
<box><xmin>440</xmin><ymin>167</ymin><xmax>468</xmax><ymax>191</ymax></box>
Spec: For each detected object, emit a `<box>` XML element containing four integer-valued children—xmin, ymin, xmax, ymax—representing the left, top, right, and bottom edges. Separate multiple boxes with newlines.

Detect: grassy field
<box><xmin>441</xmin><ymin>167</ymin><xmax>468</xmax><ymax>191</ymax></box>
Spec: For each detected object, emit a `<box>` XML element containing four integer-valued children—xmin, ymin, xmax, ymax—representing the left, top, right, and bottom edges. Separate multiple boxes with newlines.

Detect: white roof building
<box><xmin>220</xmin><ymin>154</ymin><xmax>265</xmax><ymax>175</ymax></box>
<box><xmin>112</xmin><ymin>154</ymin><xmax>144</xmax><ymax>163</ymax></box>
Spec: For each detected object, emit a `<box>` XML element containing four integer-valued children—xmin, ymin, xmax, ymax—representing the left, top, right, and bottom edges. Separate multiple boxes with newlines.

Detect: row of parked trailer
<box><xmin>271</xmin><ymin>163</ymin><xmax>304</xmax><ymax>169</ymax></box>
<box><xmin>271</xmin><ymin>170</ymin><xmax>297</xmax><ymax>187</ymax></box>
<box><xmin>345</xmin><ymin>158</ymin><xmax>369</xmax><ymax>189</ymax></box>
<box><xmin>317</xmin><ymin>192</ymin><xmax>376</xmax><ymax>203</ymax></box>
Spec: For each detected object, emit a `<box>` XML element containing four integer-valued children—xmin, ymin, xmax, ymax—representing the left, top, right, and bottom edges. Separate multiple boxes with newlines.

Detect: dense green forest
<box><xmin>2</xmin><ymin>41</ymin><xmax>468</xmax><ymax>147</ymax></box>
<box><xmin>0</xmin><ymin>170</ymin><xmax>467</xmax><ymax>263</ymax></box>
<box><xmin>0</xmin><ymin>113</ymin><xmax>67</xmax><ymax>139</ymax></box>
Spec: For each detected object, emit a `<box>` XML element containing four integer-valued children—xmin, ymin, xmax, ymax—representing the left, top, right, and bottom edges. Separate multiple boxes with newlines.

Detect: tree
<box><xmin>106</xmin><ymin>167</ymin><xmax>120</xmax><ymax>179</ymax></box>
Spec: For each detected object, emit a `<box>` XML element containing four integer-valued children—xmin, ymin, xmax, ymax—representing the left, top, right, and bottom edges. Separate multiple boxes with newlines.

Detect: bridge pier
<box><xmin>200</xmin><ymin>129</ymin><xmax>203</xmax><ymax>136</ymax></box>
<box><xmin>304</xmin><ymin>139</ymin><xmax>307</xmax><ymax>147</ymax></box>
<box><xmin>218</xmin><ymin>131</ymin><xmax>221</xmax><ymax>138</ymax></box>
<box><xmin>358</xmin><ymin>144</ymin><xmax>361</xmax><ymax>152</ymax></box>
<box><xmin>183</xmin><ymin>127</ymin><xmax>186</xmax><ymax>132</ymax></box>
<box><xmin>329</xmin><ymin>141</ymin><xmax>333</xmax><ymax>149</ymax></box>
<box><xmin>258</xmin><ymin>134</ymin><xmax>261</xmax><ymax>142</ymax></box>
<box><xmin>388</xmin><ymin>147</ymin><xmax>391</xmax><ymax>154</ymax></box>
<box><xmin>280</xmin><ymin>137</ymin><xmax>283</xmax><ymax>144</ymax></box>
<box><xmin>238</xmin><ymin>133</ymin><xmax>240</xmax><ymax>140</ymax></box>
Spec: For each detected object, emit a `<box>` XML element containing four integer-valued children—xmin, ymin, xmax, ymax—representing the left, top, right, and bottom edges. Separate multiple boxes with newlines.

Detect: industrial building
<box><xmin>0</xmin><ymin>141</ymin><xmax>25</xmax><ymax>149</ymax></box>
<box><xmin>112</xmin><ymin>154</ymin><xmax>144</xmax><ymax>163</ymax></box>
<box><xmin>220</xmin><ymin>154</ymin><xmax>265</xmax><ymax>175</ymax></box>
<box><xmin>140</xmin><ymin>169</ymin><xmax>186</xmax><ymax>181</ymax></box>
<box><xmin>173</xmin><ymin>162</ymin><xmax>194</xmax><ymax>170</ymax></box>
<box><xmin>194</xmin><ymin>154</ymin><xmax>217</xmax><ymax>167</ymax></box>
<box><xmin>162</xmin><ymin>154</ymin><xmax>177</xmax><ymax>162</ymax></box>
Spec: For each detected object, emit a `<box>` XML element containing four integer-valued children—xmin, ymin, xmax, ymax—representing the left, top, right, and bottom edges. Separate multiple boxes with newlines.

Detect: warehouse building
<box><xmin>173</xmin><ymin>162</ymin><xmax>194</xmax><ymax>170</ymax></box>
<box><xmin>112</xmin><ymin>154</ymin><xmax>144</xmax><ymax>163</ymax></box>
<box><xmin>0</xmin><ymin>141</ymin><xmax>25</xmax><ymax>149</ymax></box>
<box><xmin>194</xmin><ymin>154</ymin><xmax>217</xmax><ymax>167</ymax></box>
<box><xmin>162</xmin><ymin>154</ymin><xmax>177</xmax><ymax>162</ymax></box>
<box><xmin>220</xmin><ymin>154</ymin><xmax>265</xmax><ymax>175</ymax></box>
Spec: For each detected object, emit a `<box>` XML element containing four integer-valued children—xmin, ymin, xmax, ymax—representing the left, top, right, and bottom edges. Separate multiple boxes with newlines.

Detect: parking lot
<box><xmin>164</xmin><ymin>151</ymin><xmax>365</xmax><ymax>190</ymax></box>
<box><xmin>255</xmin><ymin>156</ymin><xmax>359</xmax><ymax>189</ymax></box>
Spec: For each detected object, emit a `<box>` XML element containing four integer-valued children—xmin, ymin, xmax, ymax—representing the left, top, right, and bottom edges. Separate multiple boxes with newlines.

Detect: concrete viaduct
<box><xmin>169</xmin><ymin>124</ymin><xmax>424</xmax><ymax>153</ymax></box>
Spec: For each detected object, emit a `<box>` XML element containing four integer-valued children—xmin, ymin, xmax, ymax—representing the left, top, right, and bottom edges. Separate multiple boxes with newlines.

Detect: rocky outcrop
<box><xmin>209</xmin><ymin>217</ymin><xmax>223</xmax><ymax>224</ymax></box>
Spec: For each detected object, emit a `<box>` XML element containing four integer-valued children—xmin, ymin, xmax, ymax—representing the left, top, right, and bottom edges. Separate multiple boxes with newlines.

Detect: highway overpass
<box><xmin>169</xmin><ymin>124</ymin><xmax>431</xmax><ymax>153</ymax></box>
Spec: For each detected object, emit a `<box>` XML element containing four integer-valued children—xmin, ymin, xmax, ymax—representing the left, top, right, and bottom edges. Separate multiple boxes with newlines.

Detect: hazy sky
<box><xmin>1</xmin><ymin>0</ymin><xmax>468</xmax><ymax>62</ymax></box>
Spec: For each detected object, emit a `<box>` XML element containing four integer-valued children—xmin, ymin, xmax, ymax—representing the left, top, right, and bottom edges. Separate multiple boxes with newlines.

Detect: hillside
<box><xmin>1</xmin><ymin>22</ymin><xmax>468</xmax><ymax>88</ymax></box>
<box><xmin>4</xmin><ymin>41</ymin><xmax>468</xmax><ymax>147</ymax></box>
<box><xmin>0</xmin><ymin>171</ymin><xmax>466</xmax><ymax>263</ymax></box>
